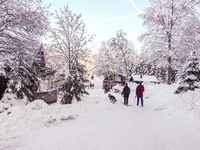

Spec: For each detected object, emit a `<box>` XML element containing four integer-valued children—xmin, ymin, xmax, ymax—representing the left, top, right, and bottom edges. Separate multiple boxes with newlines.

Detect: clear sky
<box><xmin>44</xmin><ymin>0</ymin><xmax>150</xmax><ymax>53</ymax></box>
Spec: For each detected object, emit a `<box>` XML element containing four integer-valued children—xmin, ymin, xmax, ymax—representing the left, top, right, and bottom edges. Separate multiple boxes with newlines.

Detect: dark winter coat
<box><xmin>122</xmin><ymin>85</ymin><xmax>130</xmax><ymax>96</ymax></box>
<box><xmin>104</xmin><ymin>85</ymin><xmax>110</xmax><ymax>93</ymax></box>
<box><xmin>136</xmin><ymin>84</ymin><xmax>144</xmax><ymax>96</ymax></box>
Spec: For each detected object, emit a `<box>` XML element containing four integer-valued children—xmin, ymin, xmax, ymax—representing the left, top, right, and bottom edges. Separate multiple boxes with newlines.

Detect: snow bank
<box><xmin>7</xmin><ymin>105</ymin><xmax>25</xmax><ymax>117</ymax></box>
<box><xmin>0</xmin><ymin>95</ymin><xmax>110</xmax><ymax>136</ymax></box>
<box><xmin>26</xmin><ymin>99</ymin><xmax>49</xmax><ymax>110</ymax></box>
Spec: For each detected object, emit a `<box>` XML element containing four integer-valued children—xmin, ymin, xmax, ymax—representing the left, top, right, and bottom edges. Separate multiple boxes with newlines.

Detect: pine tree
<box><xmin>7</xmin><ymin>53</ymin><xmax>35</xmax><ymax>102</ymax></box>
<box><xmin>72</xmin><ymin>63</ymin><xmax>89</xmax><ymax>102</ymax></box>
<box><xmin>60</xmin><ymin>62</ymin><xmax>89</xmax><ymax>104</ymax></box>
<box><xmin>176</xmin><ymin>51</ymin><xmax>200</xmax><ymax>93</ymax></box>
<box><xmin>32</xmin><ymin>45</ymin><xmax>46</xmax><ymax>78</ymax></box>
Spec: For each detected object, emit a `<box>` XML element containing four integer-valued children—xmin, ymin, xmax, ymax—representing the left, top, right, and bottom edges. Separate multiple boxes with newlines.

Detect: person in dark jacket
<box><xmin>121</xmin><ymin>83</ymin><xmax>130</xmax><ymax>106</ymax></box>
<box><xmin>104</xmin><ymin>84</ymin><xmax>110</xmax><ymax>94</ymax></box>
<box><xmin>136</xmin><ymin>82</ymin><xmax>145</xmax><ymax>107</ymax></box>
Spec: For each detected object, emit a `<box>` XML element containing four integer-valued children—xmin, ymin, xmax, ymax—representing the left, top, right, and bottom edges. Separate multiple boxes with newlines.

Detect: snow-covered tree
<box><xmin>94</xmin><ymin>30</ymin><xmax>136</xmax><ymax>81</ymax></box>
<box><xmin>111</xmin><ymin>30</ymin><xmax>136</xmax><ymax>80</ymax></box>
<box><xmin>48</xmin><ymin>5</ymin><xmax>94</xmax><ymax>104</ymax></box>
<box><xmin>93</xmin><ymin>40</ymin><xmax>115</xmax><ymax>81</ymax></box>
<box><xmin>0</xmin><ymin>0</ymin><xmax>50</xmax><ymax>101</ymax></box>
<box><xmin>134</xmin><ymin>51</ymin><xmax>175</xmax><ymax>83</ymax></box>
<box><xmin>176</xmin><ymin>51</ymin><xmax>200</xmax><ymax>93</ymax></box>
<box><xmin>138</xmin><ymin>0</ymin><xmax>200</xmax><ymax>85</ymax></box>
<box><xmin>32</xmin><ymin>45</ymin><xmax>46</xmax><ymax>78</ymax></box>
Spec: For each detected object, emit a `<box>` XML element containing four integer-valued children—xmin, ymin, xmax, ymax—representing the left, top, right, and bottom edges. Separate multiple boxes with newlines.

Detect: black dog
<box><xmin>108</xmin><ymin>94</ymin><xmax>117</xmax><ymax>103</ymax></box>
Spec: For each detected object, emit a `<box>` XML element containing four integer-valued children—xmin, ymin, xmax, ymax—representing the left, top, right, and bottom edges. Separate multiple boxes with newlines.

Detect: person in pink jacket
<box><xmin>136</xmin><ymin>82</ymin><xmax>145</xmax><ymax>107</ymax></box>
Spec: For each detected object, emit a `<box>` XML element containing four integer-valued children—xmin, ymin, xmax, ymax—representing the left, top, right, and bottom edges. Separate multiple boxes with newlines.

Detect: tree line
<box><xmin>94</xmin><ymin>0</ymin><xmax>200</xmax><ymax>93</ymax></box>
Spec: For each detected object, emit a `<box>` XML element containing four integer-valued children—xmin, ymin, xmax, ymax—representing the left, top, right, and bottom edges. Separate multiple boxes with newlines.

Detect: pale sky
<box><xmin>44</xmin><ymin>0</ymin><xmax>150</xmax><ymax>53</ymax></box>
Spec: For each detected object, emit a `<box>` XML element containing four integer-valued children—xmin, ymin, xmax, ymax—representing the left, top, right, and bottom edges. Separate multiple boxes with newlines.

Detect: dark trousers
<box><xmin>137</xmin><ymin>95</ymin><xmax>143</xmax><ymax>105</ymax></box>
<box><xmin>124</xmin><ymin>94</ymin><xmax>129</xmax><ymax>105</ymax></box>
<box><xmin>104</xmin><ymin>89</ymin><xmax>108</xmax><ymax>94</ymax></box>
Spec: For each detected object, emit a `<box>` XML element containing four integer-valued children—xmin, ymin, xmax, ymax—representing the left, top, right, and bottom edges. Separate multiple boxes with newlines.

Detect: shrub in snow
<box><xmin>26</xmin><ymin>100</ymin><xmax>49</xmax><ymax>110</ymax></box>
<box><xmin>175</xmin><ymin>51</ymin><xmax>200</xmax><ymax>94</ymax></box>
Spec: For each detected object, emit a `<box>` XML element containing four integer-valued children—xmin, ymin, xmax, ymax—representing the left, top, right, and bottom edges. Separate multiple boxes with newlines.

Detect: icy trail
<box><xmin>0</xmin><ymin>77</ymin><xmax>200</xmax><ymax>150</ymax></box>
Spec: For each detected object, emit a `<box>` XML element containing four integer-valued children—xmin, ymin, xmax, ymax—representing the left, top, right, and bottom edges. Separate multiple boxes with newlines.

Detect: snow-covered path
<box><xmin>1</xmin><ymin>87</ymin><xmax>200</xmax><ymax>150</ymax></box>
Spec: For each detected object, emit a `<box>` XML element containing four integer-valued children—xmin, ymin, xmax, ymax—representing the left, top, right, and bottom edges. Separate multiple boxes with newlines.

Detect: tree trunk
<box><xmin>168</xmin><ymin>56</ymin><xmax>171</xmax><ymax>85</ymax></box>
<box><xmin>168</xmin><ymin>31</ymin><xmax>172</xmax><ymax>85</ymax></box>
<box><xmin>167</xmin><ymin>4</ymin><xmax>174</xmax><ymax>85</ymax></box>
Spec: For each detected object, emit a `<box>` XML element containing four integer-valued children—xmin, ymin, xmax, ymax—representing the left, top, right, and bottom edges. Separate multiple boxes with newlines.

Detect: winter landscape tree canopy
<box><xmin>0</xmin><ymin>0</ymin><xmax>50</xmax><ymax>102</ymax></box>
<box><xmin>138</xmin><ymin>0</ymin><xmax>200</xmax><ymax>84</ymax></box>
<box><xmin>94</xmin><ymin>30</ymin><xmax>137</xmax><ymax>81</ymax></box>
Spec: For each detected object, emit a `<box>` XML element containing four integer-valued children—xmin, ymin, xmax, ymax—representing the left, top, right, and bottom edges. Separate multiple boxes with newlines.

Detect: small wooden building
<box><xmin>130</xmin><ymin>75</ymin><xmax>160</xmax><ymax>84</ymax></box>
<box><xmin>102</xmin><ymin>73</ymin><xmax>126</xmax><ymax>89</ymax></box>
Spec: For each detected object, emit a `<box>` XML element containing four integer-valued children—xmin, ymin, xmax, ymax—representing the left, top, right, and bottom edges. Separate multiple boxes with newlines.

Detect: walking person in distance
<box><xmin>121</xmin><ymin>83</ymin><xmax>130</xmax><ymax>106</ymax></box>
<box><xmin>136</xmin><ymin>82</ymin><xmax>145</xmax><ymax>107</ymax></box>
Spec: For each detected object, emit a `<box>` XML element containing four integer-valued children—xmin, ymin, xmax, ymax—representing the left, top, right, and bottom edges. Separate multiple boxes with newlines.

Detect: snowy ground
<box><xmin>0</xmin><ymin>76</ymin><xmax>200</xmax><ymax>150</ymax></box>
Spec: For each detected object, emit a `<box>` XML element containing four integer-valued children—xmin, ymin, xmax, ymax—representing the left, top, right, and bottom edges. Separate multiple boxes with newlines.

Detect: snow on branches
<box><xmin>0</xmin><ymin>0</ymin><xmax>50</xmax><ymax>101</ymax></box>
<box><xmin>47</xmin><ymin>5</ymin><xmax>94</xmax><ymax>104</ymax></box>
<box><xmin>138</xmin><ymin>0</ymin><xmax>200</xmax><ymax>84</ymax></box>
<box><xmin>94</xmin><ymin>30</ymin><xmax>137</xmax><ymax>79</ymax></box>
<box><xmin>175</xmin><ymin>51</ymin><xmax>200</xmax><ymax>93</ymax></box>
